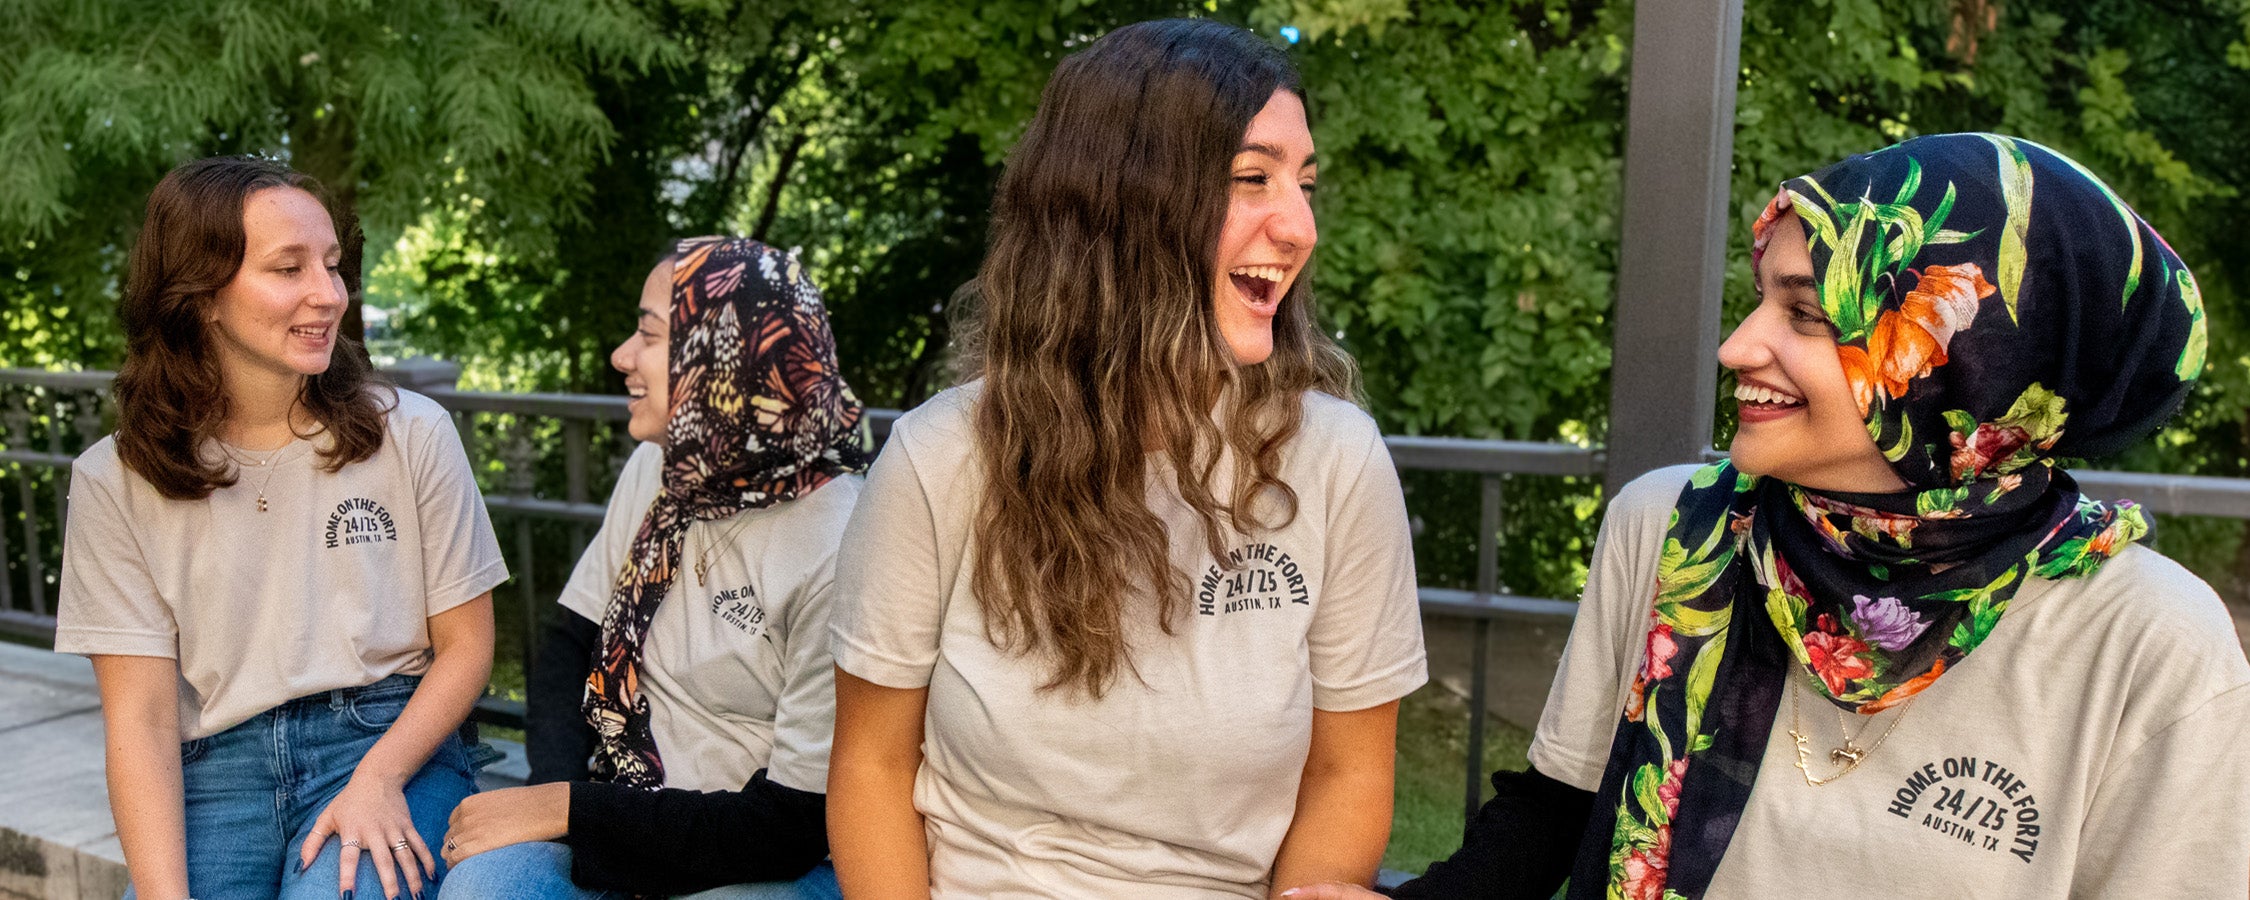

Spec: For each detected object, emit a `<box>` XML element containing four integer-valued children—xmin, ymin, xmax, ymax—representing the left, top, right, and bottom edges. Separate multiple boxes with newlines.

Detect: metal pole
<box><xmin>1464</xmin><ymin>474</ymin><xmax>1503</xmax><ymax>823</ymax></box>
<box><xmin>1605</xmin><ymin>0</ymin><xmax>1744</xmax><ymax>499</ymax></box>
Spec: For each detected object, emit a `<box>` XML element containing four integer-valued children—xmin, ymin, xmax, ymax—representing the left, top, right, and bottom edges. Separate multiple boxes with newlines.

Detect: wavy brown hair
<box><xmin>959</xmin><ymin>19</ymin><xmax>1360</xmax><ymax>696</ymax></box>
<box><xmin>114</xmin><ymin>156</ymin><xmax>393</xmax><ymax>500</ymax></box>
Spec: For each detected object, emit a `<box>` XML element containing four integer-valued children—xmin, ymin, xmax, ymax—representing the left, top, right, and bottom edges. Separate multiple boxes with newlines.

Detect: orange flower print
<box><xmin>1866</xmin><ymin>309</ymin><xmax>1944</xmax><ymax>399</ymax></box>
<box><xmin>1900</xmin><ymin>264</ymin><xmax>1990</xmax><ymax>347</ymax></box>
<box><xmin>1860</xmin><ymin>263</ymin><xmax>1996</xmax><ymax>401</ymax></box>
<box><xmin>1836</xmin><ymin>345</ymin><xmax>1877</xmax><ymax>417</ymax></box>
<box><xmin>1863</xmin><ymin>659</ymin><xmax>1945</xmax><ymax>714</ymax></box>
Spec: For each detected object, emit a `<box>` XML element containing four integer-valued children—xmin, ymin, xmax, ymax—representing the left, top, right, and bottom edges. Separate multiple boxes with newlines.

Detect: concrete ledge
<box><xmin>0</xmin><ymin>643</ymin><xmax>127</xmax><ymax>900</ymax></box>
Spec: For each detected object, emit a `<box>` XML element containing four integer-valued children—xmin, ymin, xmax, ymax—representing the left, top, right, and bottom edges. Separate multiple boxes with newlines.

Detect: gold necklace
<box><xmin>222</xmin><ymin>443</ymin><xmax>286</xmax><ymax>512</ymax></box>
<box><xmin>1788</xmin><ymin>686</ymin><xmax>1917</xmax><ymax>786</ymax></box>
<box><xmin>692</xmin><ymin>513</ymin><xmax>757</xmax><ymax>586</ymax></box>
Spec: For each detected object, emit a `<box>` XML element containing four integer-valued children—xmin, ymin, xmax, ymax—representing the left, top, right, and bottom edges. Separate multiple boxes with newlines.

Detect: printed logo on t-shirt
<box><xmin>708</xmin><ymin>583</ymin><xmax>766</xmax><ymax>637</ymax></box>
<box><xmin>1886</xmin><ymin>755</ymin><xmax>2045</xmax><ymax>863</ymax></box>
<box><xmin>1195</xmin><ymin>542</ymin><xmax>1310</xmax><ymax>616</ymax></box>
<box><xmin>324</xmin><ymin>497</ymin><xmax>399</xmax><ymax>548</ymax></box>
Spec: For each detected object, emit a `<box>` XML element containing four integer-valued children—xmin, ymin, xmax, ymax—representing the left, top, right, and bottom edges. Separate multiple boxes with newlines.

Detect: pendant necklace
<box><xmin>224</xmin><ymin>444</ymin><xmax>286</xmax><ymax>512</ymax></box>
<box><xmin>1788</xmin><ymin>685</ymin><xmax>1918</xmax><ymax>786</ymax></box>
<box><xmin>692</xmin><ymin>514</ymin><xmax>757</xmax><ymax>586</ymax></box>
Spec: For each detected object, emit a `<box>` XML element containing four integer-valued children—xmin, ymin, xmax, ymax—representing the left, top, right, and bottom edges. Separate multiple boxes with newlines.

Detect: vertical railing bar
<box><xmin>1464</xmin><ymin>474</ymin><xmax>1504</xmax><ymax>823</ymax></box>
<box><xmin>50</xmin><ymin>393</ymin><xmax>70</xmax><ymax>537</ymax></box>
<box><xmin>505</xmin><ymin>414</ymin><xmax>540</xmax><ymax>684</ymax></box>
<box><xmin>564</xmin><ymin>418</ymin><xmax>590</xmax><ymax>561</ymax></box>
<box><xmin>7</xmin><ymin>400</ymin><xmax>47</xmax><ymax>618</ymax></box>
<box><xmin>0</xmin><ymin>458</ymin><xmax>14</xmax><ymax>613</ymax></box>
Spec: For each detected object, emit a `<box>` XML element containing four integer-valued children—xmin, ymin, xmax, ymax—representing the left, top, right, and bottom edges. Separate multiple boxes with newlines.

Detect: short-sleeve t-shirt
<box><xmin>1533</xmin><ymin>465</ymin><xmax>2250</xmax><ymax>899</ymax></box>
<box><xmin>55</xmin><ymin>388</ymin><xmax>510</xmax><ymax>740</ymax></box>
<box><xmin>831</xmin><ymin>384</ymin><xmax>1429</xmax><ymax>899</ymax></box>
<box><xmin>557</xmin><ymin>442</ymin><xmax>856</xmax><ymax>795</ymax></box>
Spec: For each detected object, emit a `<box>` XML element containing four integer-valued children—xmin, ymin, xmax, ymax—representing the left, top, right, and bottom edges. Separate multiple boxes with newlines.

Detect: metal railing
<box><xmin>7</xmin><ymin>366</ymin><xmax>2247</xmax><ymax>827</ymax></box>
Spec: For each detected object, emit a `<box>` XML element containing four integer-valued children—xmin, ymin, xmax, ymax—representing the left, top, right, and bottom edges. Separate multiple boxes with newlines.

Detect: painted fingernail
<box><xmin>342</xmin><ymin>891</ymin><xmax>353</xmax><ymax>900</ymax></box>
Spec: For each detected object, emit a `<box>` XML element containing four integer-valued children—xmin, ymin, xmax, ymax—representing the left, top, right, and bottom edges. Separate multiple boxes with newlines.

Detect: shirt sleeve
<box><xmin>53</xmin><ymin>458</ymin><xmax>177</xmax><ymax>658</ymax></box>
<box><xmin>558</xmin><ymin>442</ymin><xmax>662</xmax><ymax>623</ymax></box>
<box><xmin>828</xmin><ymin>425</ymin><xmax>945</xmax><ymax>689</ymax></box>
<box><xmin>765</xmin><ymin>539</ymin><xmax>842</xmax><ymax>793</ymax></box>
<box><xmin>2068</xmin><ymin>681</ymin><xmax>2250</xmax><ymax>898</ymax></box>
<box><xmin>407</xmin><ymin>399</ymin><xmax>509</xmax><ymax>614</ymax></box>
<box><xmin>1307</xmin><ymin>426</ymin><xmax>1428</xmax><ymax>712</ymax></box>
<box><xmin>1527</xmin><ymin>466</ymin><xmax>1685</xmax><ymax>791</ymax></box>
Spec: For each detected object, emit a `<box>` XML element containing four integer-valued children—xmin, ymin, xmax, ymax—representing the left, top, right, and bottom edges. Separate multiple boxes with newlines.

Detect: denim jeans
<box><xmin>134</xmin><ymin>673</ymin><xmax>479</xmax><ymax>900</ymax></box>
<box><xmin>434</xmin><ymin>842</ymin><xmax>841</xmax><ymax>900</ymax></box>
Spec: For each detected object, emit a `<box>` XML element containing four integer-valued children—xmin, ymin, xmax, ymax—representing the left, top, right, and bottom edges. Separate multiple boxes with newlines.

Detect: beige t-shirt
<box><xmin>1533</xmin><ymin>465</ymin><xmax>2250</xmax><ymax>899</ymax></box>
<box><xmin>55</xmin><ymin>389</ymin><xmax>509</xmax><ymax>740</ymax></box>
<box><xmin>832</xmin><ymin>385</ymin><xmax>1428</xmax><ymax>899</ymax></box>
<box><xmin>558</xmin><ymin>441</ymin><xmax>854</xmax><ymax>795</ymax></box>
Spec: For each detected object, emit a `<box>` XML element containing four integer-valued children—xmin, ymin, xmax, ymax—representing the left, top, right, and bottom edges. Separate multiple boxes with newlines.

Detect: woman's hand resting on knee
<box><xmin>299</xmin><ymin>772</ymin><xmax>437</xmax><ymax>900</ymax></box>
<box><xmin>441</xmin><ymin>783</ymin><xmax>570</xmax><ymax>868</ymax></box>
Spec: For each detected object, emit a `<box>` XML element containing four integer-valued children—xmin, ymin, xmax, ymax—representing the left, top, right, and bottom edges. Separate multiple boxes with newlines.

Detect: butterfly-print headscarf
<box><xmin>1574</xmin><ymin>134</ymin><xmax>2205</xmax><ymax>899</ymax></box>
<box><xmin>583</xmin><ymin>236</ymin><xmax>870</xmax><ymax>788</ymax></box>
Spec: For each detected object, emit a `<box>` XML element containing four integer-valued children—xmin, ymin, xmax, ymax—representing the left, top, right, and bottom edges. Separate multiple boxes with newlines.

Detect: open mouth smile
<box><xmin>1734</xmin><ymin>380</ymin><xmax>1806</xmax><ymax>423</ymax></box>
<box><xmin>1228</xmin><ymin>265</ymin><xmax>1286</xmax><ymax>314</ymax></box>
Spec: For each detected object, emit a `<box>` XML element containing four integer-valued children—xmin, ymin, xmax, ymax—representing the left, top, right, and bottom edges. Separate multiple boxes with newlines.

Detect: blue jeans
<box><xmin>134</xmin><ymin>674</ymin><xmax>479</xmax><ymax>900</ymax></box>
<box><xmin>435</xmin><ymin>842</ymin><xmax>840</xmax><ymax>900</ymax></box>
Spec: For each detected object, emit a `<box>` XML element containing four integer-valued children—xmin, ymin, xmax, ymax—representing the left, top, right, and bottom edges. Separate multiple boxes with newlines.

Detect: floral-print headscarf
<box><xmin>1573</xmin><ymin>135</ymin><xmax>2204</xmax><ymax>900</ymax></box>
<box><xmin>583</xmin><ymin>236</ymin><xmax>870</xmax><ymax>789</ymax></box>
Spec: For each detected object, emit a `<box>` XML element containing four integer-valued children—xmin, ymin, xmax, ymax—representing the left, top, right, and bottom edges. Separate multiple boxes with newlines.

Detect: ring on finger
<box><xmin>391</xmin><ymin>840</ymin><xmax>413</xmax><ymax>852</ymax></box>
<box><xmin>341</xmin><ymin>839</ymin><xmax>363</xmax><ymax>849</ymax></box>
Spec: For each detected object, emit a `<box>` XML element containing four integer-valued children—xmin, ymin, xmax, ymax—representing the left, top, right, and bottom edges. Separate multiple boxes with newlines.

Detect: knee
<box><xmin>435</xmin><ymin>841</ymin><xmax>574</xmax><ymax>900</ymax></box>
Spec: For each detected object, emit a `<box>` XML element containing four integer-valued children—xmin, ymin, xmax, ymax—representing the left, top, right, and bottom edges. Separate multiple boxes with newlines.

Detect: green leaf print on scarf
<box><xmin>1983</xmin><ymin>134</ymin><xmax>2036</xmax><ymax>323</ymax></box>
<box><xmin>2178</xmin><ymin>270</ymin><xmax>2207</xmax><ymax>380</ymax></box>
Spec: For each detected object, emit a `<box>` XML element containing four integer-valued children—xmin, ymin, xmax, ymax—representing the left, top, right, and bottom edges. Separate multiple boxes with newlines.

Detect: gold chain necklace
<box><xmin>1788</xmin><ymin>686</ymin><xmax>1918</xmax><ymax>786</ymax></box>
<box><xmin>221</xmin><ymin>443</ymin><xmax>286</xmax><ymax>513</ymax></box>
<box><xmin>692</xmin><ymin>513</ymin><xmax>757</xmax><ymax>586</ymax></box>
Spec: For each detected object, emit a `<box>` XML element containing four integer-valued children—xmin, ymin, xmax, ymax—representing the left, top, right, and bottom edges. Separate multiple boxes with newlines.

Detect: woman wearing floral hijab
<box><xmin>435</xmin><ymin>237</ymin><xmax>867</xmax><ymax>900</ymax></box>
<box><xmin>1298</xmin><ymin>134</ymin><xmax>2248</xmax><ymax>899</ymax></box>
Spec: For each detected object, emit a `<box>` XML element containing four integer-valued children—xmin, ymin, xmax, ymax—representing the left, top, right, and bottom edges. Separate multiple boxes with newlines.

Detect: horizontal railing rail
<box><xmin>8</xmin><ymin>365</ymin><xmax>2249</xmax><ymax>826</ymax></box>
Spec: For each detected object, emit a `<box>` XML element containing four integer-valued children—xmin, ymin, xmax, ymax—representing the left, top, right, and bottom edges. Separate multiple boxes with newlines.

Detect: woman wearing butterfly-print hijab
<box><xmin>435</xmin><ymin>237</ymin><xmax>868</xmax><ymax>900</ymax></box>
<box><xmin>1299</xmin><ymin>134</ymin><xmax>2249</xmax><ymax>900</ymax></box>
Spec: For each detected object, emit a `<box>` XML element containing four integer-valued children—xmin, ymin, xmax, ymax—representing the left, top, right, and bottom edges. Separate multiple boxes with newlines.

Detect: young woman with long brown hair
<box><xmin>56</xmin><ymin>156</ymin><xmax>505</xmax><ymax>900</ymax></box>
<box><xmin>826</xmin><ymin>18</ymin><xmax>1427</xmax><ymax>898</ymax></box>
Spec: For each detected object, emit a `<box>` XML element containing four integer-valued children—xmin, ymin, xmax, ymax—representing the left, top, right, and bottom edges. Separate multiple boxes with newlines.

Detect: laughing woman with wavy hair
<box><xmin>825</xmin><ymin>18</ymin><xmax>1427</xmax><ymax>899</ymax></box>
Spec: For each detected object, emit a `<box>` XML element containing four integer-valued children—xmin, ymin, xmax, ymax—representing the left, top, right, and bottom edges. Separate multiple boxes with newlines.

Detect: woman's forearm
<box><xmin>92</xmin><ymin>655</ymin><xmax>190</xmax><ymax>900</ymax></box>
<box><xmin>828</xmin><ymin>669</ymin><xmax>933</xmax><ymax>899</ymax></box>
<box><xmin>1269</xmin><ymin>702</ymin><xmax>1401</xmax><ymax>897</ymax></box>
<box><xmin>355</xmin><ymin>595</ymin><xmax>494</xmax><ymax>786</ymax></box>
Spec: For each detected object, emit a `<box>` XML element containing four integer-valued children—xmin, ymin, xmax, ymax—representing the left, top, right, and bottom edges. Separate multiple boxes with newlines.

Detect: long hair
<box><xmin>960</xmin><ymin>18</ymin><xmax>1360</xmax><ymax>696</ymax></box>
<box><xmin>114</xmin><ymin>156</ymin><xmax>393</xmax><ymax>500</ymax></box>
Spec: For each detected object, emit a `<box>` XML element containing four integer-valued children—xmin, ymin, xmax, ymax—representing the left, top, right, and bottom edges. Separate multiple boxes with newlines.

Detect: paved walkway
<box><xmin>0</xmin><ymin>643</ymin><xmax>527</xmax><ymax>900</ymax></box>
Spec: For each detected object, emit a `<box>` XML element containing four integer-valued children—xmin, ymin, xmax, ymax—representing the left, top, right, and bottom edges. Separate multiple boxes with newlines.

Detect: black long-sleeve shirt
<box><xmin>1387</xmin><ymin>767</ymin><xmax>1593</xmax><ymax>899</ymax></box>
<box><xmin>525</xmin><ymin>609</ymin><xmax>831</xmax><ymax>895</ymax></box>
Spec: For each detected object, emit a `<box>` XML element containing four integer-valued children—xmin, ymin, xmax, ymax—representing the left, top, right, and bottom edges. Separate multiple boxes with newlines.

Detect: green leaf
<box><xmin>1943</xmin><ymin>409</ymin><xmax>1978</xmax><ymax>437</ymax></box>
<box><xmin>1632</xmin><ymin>763</ymin><xmax>1670</xmax><ymax>826</ymax></box>
<box><xmin>2176</xmin><ymin>269</ymin><xmax>2208</xmax><ymax>380</ymax></box>
<box><xmin>1683</xmin><ymin>629</ymin><xmax>1726</xmax><ymax>739</ymax></box>
<box><xmin>1994</xmin><ymin>383</ymin><xmax>2069</xmax><ymax>444</ymax></box>
<box><xmin>1983</xmin><ymin>135</ymin><xmax>2036</xmax><ymax>324</ymax></box>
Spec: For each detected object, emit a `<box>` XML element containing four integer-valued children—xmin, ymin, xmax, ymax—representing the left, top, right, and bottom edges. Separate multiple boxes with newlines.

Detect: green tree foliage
<box><xmin>5</xmin><ymin>0</ymin><xmax>2249</xmax><ymax>603</ymax></box>
<box><xmin>0</xmin><ymin>0</ymin><xmax>673</xmax><ymax>366</ymax></box>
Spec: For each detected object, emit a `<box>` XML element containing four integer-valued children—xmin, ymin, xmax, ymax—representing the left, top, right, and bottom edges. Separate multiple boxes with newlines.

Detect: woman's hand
<box><xmin>299</xmin><ymin>772</ymin><xmax>436</xmax><ymax>900</ymax></box>
<box><xmin>1280</xmin><ymin>883</ymin><xmax>1388</xmax><ymax>900</ymax></box>
<box><xmin>440</xmin><ymin>783</ymin><xmax>571</xmax><ymax>867</ymax></box>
